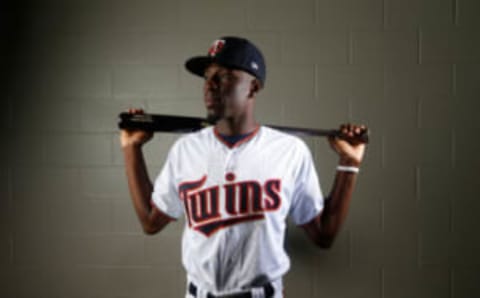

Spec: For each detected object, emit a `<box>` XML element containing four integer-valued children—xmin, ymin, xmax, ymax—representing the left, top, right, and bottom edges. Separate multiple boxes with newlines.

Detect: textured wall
<box><xmin>2</xmin><ymin>0</ymin><xmax>480</xmax><ymax>297</ymax></box>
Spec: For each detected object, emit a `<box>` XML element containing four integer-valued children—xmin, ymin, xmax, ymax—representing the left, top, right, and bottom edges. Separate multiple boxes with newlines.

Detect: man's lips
<box><xmin>204</xmin><ymin>94</ymin><xmax>221</xmax><ymax>108</ymax></box>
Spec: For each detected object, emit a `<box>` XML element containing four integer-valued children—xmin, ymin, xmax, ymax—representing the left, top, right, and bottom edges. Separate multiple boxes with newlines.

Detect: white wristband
<box><xmin>336</xmin><ymin>165</ymin><xmax>359</xmax><ymax>173</ymax></box>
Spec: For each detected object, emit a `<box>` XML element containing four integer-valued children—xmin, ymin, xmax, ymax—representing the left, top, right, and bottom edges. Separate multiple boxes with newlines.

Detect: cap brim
<box><xmin>185</xmin><ymin>56</ymin><xmax>213</xmax><ymax>78</ymax></box>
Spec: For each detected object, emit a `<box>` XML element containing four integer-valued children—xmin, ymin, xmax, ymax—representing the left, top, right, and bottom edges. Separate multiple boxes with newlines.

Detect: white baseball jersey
<box><xmin>152</xmin><ymin>125</ymin><xmax>324</xmax><ymax>296</ymax></box>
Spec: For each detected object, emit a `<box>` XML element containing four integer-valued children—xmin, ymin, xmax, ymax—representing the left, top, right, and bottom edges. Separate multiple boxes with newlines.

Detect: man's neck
<box><xmin>214</xmin><ymin>116</ymin><xmax>258</xmax><ymax>136</ymax></box>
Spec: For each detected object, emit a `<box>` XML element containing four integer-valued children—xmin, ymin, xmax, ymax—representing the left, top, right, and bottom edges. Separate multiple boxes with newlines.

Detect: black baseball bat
<box><xmin>118</xmin><ymin>113</ymin><xmax>369</xmax><ymax>143</ymax></box>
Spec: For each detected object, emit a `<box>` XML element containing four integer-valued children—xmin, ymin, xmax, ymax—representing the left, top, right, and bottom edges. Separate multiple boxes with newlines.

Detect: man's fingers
<box><xmin>337</xmin><ymin>123</ymin><xmax>369</xmax><ymax>144</ymax></box>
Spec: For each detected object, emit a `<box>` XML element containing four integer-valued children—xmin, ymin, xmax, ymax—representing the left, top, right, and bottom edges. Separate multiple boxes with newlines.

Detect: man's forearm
<box><xmin>122</xmin><ymin>144</ymin><xmax>155</xmax><ymax>226</ymax></box>
<box><xmin>320</xmin><ymin>169</ymin><xmax>358</xmax><ymax>238</ymax></box>
<box><xmin>300</xmin><ymin>168</ymin><xmax>359</xmax><ymax>249</ymax></box>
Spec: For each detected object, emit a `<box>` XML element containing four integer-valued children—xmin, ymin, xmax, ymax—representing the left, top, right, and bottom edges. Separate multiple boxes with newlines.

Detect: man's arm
<box><xmin>301</xmin><ymin>124</ymin><xmax>367</xmax><ymax>249</ymax></box>
<box><xmin>121</xmin><ymin>109</ymin><xmax>172</xmax><ymax>235</ymax></box>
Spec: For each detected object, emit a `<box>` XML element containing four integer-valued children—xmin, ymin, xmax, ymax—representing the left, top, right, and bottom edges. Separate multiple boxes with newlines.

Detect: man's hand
<box><xmin>328</xmin><ymin>124</ymin><xmax>368</xmax><ymax>167</ymax></box>
<box><xmin>120</xmin><ymin>109</ymin><xmax>154</xmax><ymax>148</ymax></box>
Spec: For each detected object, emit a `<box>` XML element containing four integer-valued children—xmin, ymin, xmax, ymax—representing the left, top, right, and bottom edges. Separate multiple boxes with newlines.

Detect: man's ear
<box><xmin>248</xmin><ymin>79</ymin><xmax>261</xmax><ymax>98</ymax></box>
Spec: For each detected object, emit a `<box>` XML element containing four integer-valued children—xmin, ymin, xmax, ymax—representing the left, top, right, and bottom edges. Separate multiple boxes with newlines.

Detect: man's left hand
<box><xmin>328</xmin><ymin>124</ymin><xmax>368</xmax><ymax>167</ymax></box>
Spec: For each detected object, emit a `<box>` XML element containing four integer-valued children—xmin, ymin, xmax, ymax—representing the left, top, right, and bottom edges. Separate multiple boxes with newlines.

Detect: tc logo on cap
<box><xmin>208</xmin><ymin>39</ymin><xmax>225</xmax><ymax>57</ymax></box>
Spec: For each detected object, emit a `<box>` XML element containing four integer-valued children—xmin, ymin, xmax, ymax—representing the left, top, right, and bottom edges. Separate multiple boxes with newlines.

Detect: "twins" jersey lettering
<box><xmin>179</xmin><ymin>173</ymin><xmax>282</xmax><ymax>236</ymax></box>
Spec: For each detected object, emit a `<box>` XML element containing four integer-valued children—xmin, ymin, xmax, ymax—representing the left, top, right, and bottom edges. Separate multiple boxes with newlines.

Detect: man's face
<box><xmin>203</xmin><ymin>64</ymin><xmax>256</xmax><ymax>123</ymax></box>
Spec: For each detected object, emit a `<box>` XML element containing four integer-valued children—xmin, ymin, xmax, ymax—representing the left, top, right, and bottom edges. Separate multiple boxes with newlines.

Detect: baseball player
<box><xmin>120</xmin><ymin>36</ymin><xmax>367</xmax><ymax>298</ymax></box>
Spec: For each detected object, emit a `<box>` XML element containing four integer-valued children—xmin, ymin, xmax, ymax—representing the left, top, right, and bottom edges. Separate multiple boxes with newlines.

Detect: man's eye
<box><xmin>219</xmin><ymin>74</ymin><xmax>233</xmax><ymax>81</ymax></box>
<box><xmin>204</xmin><ymin>72</ymin><xmax>234</xmax><ymax>83</ymax></box>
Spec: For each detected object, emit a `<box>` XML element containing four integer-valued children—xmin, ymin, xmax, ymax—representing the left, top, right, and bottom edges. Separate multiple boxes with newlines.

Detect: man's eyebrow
<box><xmin>204</xmin><ymin>69</ymin><xmax>215</xmax><ymax>78</ymax></box>
<box><xmin>205</xmin><ymin>68</ymin><xmax>232</xmax><ymax>77</ymax></box>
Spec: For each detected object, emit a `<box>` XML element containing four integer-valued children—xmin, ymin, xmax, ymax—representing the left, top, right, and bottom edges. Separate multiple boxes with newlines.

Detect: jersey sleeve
<box><xmin>151</xmin><ymin>142</ymin><xmax>184</xmax><ymax>219</ymax></box>
<box><xmin>288</xmin><ymin>141</ymin><xmax>324</xmax><ymax>226</ymax></box>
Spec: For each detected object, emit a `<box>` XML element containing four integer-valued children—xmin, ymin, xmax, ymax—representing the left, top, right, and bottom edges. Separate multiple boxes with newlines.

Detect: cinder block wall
<box><xmin>2</xmin><ymin>0</ymin><xmax>480</xmax><ymax>297</ymax></box>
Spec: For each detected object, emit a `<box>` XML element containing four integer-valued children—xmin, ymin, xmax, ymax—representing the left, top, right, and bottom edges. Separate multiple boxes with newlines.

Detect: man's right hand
<box><xmin>120</xmin><ymin>109</ymin><xmax>154</xmax><ymax>148</ymax></box>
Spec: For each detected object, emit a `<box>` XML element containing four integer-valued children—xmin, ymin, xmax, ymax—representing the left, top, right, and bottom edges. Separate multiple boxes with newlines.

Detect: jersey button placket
<box><xmin>224</xmin><ymin>148</ymin><xmax>238</xmax><ymax>173</ymax></box>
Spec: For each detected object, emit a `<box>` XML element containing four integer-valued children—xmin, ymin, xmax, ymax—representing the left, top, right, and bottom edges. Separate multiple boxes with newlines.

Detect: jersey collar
<box><xmin>213</xmin><ymin>125</ymin><xmax>260</xmax><ymax>149</ymax></box>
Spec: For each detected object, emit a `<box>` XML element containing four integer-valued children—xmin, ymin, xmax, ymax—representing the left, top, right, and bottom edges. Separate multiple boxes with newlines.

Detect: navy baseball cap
<box><xmin>185</xmin><ymin>36</ymin><xmax>266</xmax><ymax>86</ymax></box>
